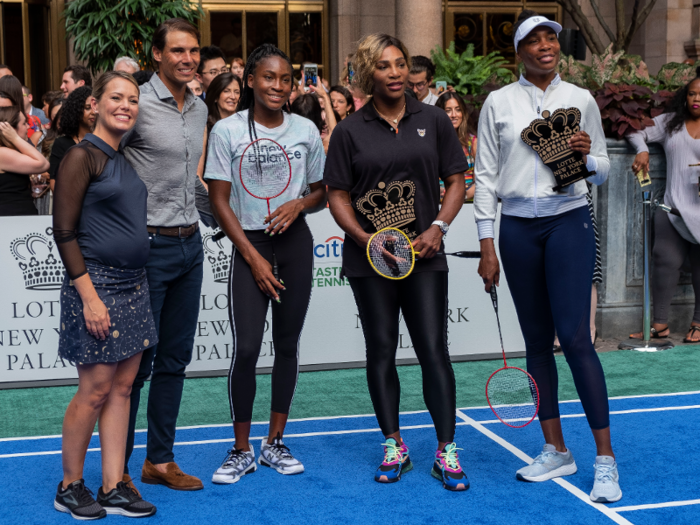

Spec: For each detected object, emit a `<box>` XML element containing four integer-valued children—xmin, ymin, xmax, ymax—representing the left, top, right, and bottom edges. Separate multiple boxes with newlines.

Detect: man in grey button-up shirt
<box><xmin>122</xmin><ymin>18</ymin><xmax>207</xmax><ymax>492</ymax></box>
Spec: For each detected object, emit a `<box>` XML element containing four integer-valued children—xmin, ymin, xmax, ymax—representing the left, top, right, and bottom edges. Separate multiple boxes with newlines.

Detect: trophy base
<box><xmin>617</xmin><ymin>340</ymin><xmax>675</xmax><ymax>352</ymax></box>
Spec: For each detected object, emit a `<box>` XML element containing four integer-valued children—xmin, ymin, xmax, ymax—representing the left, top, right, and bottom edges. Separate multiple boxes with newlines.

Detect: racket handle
<box><xmin>490</xmin><ymin>285</ymin><xmax>498</xmax><ymax>313</ymax></box>
<box><xmin>212</xmin><ymin>230</ymin><xmax>226</xmax><ymax>242</ymax></box>
<box><xmin>273</xmin><ymin>253</ymin><xmax>280</xmax><ymax>281</ymax></box>
<box><xmin>446</xmin><ymin>251</ymin><xmax>481</xmax><ymax>259</ymax></box>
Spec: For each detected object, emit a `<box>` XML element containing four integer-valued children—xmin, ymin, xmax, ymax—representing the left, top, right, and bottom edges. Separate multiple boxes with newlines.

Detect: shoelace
<box><xmin>439</xmin><ymin>443</ymin><xmax>463</xmax><ymax>471</ymax></box>
<box><xmin>269</xmin><ymin>441</ymin><xmax>294</xmax><ymax>460</ymax></box>
<box><xmin>381</xmin><ymin>441</ymin><xmax>401</xmax><ymax>463</ymax></box>
<box><xmin>533</xmin><ymin>450</ymin><xmax>557</xmax><ymax>465</ymax></box>
<box><xmin>222</xmin><ymin>448</ymin><xmax>249</xmax><ymax>468</ymax></box>
<box><xmin>116</xmin><ymin>482</ymin><xmax>140</xmax><ymax>502</ymax></box>
<box><xmin>70</xmin><ymin>482</ymin><xmax>97</xmax><ymax>506</ymax></box>
<box><xmin>594</xmin><ymin>463</ymin><xmax>615</xmax><ymax>483</ymax></box>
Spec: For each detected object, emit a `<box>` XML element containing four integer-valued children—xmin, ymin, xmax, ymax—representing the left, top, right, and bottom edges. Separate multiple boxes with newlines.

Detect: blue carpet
<box><xmin>3</xmin><ymin>393</ymin><xmax>700</xmax><ymax>524</ymax></box>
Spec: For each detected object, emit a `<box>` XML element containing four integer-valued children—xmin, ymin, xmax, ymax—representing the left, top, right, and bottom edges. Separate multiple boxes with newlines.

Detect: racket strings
<box><xmin>487</xmin><ymin>367</ymin><xmax>539</xmax><ymax>426</ymax></box>
<box><xmin>241</xmin><ymin>139</ymin><xmax>291</xmax><ymax>199</ymax></box>
<box><xmin>367</xmin><ymin>229</ymin><xmax>414</xmax><ymax>279</ymax></box>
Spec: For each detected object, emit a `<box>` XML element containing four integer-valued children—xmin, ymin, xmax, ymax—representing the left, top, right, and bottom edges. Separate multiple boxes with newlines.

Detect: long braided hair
<box><xmin>236</xmin><ymin>44</ymin><xmax>293</xmax><ymax>144</ymax></box>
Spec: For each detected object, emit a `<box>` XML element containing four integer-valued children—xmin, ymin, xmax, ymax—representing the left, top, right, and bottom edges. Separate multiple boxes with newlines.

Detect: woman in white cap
<box><xmin>475</xmin><ymin>10</ymin><xmax>620</xmax><ymax>503</ymax></box>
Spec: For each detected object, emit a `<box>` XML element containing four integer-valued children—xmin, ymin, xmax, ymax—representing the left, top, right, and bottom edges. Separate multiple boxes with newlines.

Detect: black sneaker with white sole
<box><xmin>54</xmin><ymin>479</ymin><xmax>106</xmax><ymax>520</ymax></box>
<box><xmin>97</xmin><ymin>481</ymin><xmax>156</xmax><ymax>518</ymax></box>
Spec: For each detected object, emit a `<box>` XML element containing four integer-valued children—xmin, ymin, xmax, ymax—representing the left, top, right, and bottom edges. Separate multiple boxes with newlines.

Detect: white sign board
<box><xmin>0</xmin><ymin>207</ymin><xmax>523</xmax><ymax>385</ymax></box>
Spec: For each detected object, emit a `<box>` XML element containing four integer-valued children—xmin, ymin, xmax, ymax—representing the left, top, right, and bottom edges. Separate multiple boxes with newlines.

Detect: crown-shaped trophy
<box><xmin>10</xmin><ymin>229</ymin><xmax>66</xmax><ymax>290</ymax></box>
<box><xmin>356</xmin><ymin>180</ymin><xmax>417</xmax><ymax>232</ymax></box>
<box><xmin>203</xmin><ymin>232</ymin><xmax>231</xmax><ymax>283</ymax></box>
<box><xmin>521</xmin><ymin>108</ymin><xmax>592</xmax><ymax>191</ymax></box>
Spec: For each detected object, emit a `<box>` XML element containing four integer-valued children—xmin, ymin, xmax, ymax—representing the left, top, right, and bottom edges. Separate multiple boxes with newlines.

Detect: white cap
<box><xmin>513</xmin><ymin>16</ymin><xmax>562</xmax><ymax>52</ymax></box>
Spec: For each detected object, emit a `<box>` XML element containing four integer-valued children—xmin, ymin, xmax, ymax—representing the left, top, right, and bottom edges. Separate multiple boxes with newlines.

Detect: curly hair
<box><xmin>353</xmin><ymin>33</ymin><xmax>411</xmax><ymax>96</ymax></box>
<box><xmin>664</xmin><ymin>67</ymin><xmax>700</xmax><ymax>135</ymax></box>
<box><xmin>57</xmin><ymin>86</ymin><xmax>92</xmax><ymax>138</ymax></box>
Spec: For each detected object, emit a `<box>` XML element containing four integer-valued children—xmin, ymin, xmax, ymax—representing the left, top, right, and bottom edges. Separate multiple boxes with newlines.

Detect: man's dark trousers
<box><xmin>125</xmin><ymin>230</ymin><xmax>204</xmax><ymax>470</ymax></box>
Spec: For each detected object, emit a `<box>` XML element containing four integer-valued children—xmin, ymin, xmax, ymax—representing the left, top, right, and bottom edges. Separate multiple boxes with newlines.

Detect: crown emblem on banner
<box><xmin>203</xmin><ymin>231</ymin><xmax>230</xmax><ymax>283</ymax></box>
<box><xmin>520</xmin><ymin>107</ymin><xmax>582</xmax><ymax>165</ymax></box>
<box><xmin>10</xmin><ymin>229</ymin><xmax>65</xmax><ymax>290</ymax></box>
<box><xmin>356</xmin><ymin>180</ymin><xmax>416</xmax><ymax>231</ymax></box>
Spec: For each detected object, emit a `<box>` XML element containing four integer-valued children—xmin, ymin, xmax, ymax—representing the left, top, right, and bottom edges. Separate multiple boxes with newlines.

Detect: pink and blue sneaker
<box><xmin>374</xmin><ymin>437</ymin><xmax>413</xmax><ymax>483</ymax></box>
<box><xmin>431</xmin><ymin>442</ymin><xmax>469</xmax><ymax>491</ymax></box>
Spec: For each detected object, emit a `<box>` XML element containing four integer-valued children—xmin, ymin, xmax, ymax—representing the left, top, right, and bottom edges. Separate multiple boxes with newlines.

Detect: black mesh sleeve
<box><xmin>52</xmin><ymin>143</ymin><xmax>107</xmax><ymax>279</ymax></box>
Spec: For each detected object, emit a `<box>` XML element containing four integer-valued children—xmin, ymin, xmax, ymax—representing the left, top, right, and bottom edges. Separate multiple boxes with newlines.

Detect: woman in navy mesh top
<box><xmin>52</xmin><ymin>71</ymin><xmax>156</xmax><ymax>520</ymax></box>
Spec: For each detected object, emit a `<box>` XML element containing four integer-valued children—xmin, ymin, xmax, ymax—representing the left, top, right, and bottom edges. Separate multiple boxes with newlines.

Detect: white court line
<box><xmin>615</xmin><ymin>499</ymin><xmax>700</xmax><ymax>512</ymax></box>
<box><xmin>455</xmin><ymin>409</ymin><xmax>634</xmax><ymax>525</ymax></box>
<box><xmin>3</xmin><ymin>389</ymin><xmax>700</xmax><ymax>444</ymax></box>
<box><xmin>477</xmin><ymin>404</ymin><xmax>700</xmax><ymax>425</ymax></box>
<box><xmin>0</xmin><ymin>422</ymin><xmax>471</xmax><ymax>459</ymax></box>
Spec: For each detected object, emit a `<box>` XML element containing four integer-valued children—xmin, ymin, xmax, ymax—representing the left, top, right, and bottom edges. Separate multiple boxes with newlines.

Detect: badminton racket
<box><xmin>367</xmin><ymin>227</ymin><xmax>418</xmax><ymax>280</ymax></box>
<box><xmin>240</xmin><ymin>137</ymin><xmax>291</xmax><ymax>301</ymax></box>
<box><xmin>485</xmin><ymin>285</ymin><xmax>539</xmax><ymax>428</ymax></box>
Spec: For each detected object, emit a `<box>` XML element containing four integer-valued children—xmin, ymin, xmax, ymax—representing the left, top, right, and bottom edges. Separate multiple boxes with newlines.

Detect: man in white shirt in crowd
<box><xmin>408</xmin><ymin>56</ymin><xmax>439</xmax><ymax>105</ymax></box>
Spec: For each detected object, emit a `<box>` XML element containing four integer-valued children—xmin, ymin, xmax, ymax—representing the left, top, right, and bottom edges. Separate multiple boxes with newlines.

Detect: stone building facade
<box><xmin>0</xmin><ymin>1</ymin><xmax>697</xmax><ymax>107</ymax></box>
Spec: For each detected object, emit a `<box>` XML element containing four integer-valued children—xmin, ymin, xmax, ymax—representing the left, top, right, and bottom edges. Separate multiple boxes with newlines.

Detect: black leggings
<box><xmin>652</xmin><ymin>208</ymin><xmax>700</xmax><ymax>325</ymax></box>
<box><xmin>349</xmin><ymin>271</ymin><xmax>456</xmax><ymax>443</ymax></box>
<box><xmin>227</xmin><ymin>219</ymin><xmax>313</xmax><ymax>423</ymax></box>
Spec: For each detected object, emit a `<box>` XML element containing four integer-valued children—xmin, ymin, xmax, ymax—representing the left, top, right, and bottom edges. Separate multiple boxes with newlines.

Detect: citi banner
<box><xmin>0</xmin><ymin>208</ymin><xmax>523</xmax><ymax>385</ymax></box>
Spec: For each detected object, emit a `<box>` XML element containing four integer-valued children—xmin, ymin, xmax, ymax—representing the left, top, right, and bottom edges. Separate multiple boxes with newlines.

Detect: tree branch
<box><xmin>556</xmin><ymin>0</ymin><xmax>607</xmax><ymax>55</ymax></box>
<box><xmin>623</xmin><ymin>0</ymin><xmax>659</xmax><ymax>51</ymax></box>
<box><xmin>615</xmin><ymin>0</ymin><xmax>626</xmax><ymax>46</ymax></box>
<box><xmin>589</xmin><ymin>0</ymin><xmax>616</xmax><ymax>44</ymax></box>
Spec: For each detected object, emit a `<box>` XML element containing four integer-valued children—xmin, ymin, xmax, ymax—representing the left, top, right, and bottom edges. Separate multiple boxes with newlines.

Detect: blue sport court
<box><xmin>2</xmin><ymin>389</ymin><xmax>699</xmax><ymax>524</ymax></box>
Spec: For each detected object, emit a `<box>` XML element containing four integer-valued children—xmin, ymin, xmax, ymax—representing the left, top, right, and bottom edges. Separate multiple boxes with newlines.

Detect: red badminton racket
<box><xmin>239</xmin><ymin>137</ymin><xmax>292</xmax><ymax>294</ymax></box>
<box><xmin>485</xmin><ymin>285</ymin><xmax>539</xmax><ymax>428</ymax></box>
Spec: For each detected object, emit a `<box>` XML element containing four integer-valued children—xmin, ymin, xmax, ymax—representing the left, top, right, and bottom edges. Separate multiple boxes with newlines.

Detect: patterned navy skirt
<box><xmin>58</xmin><ymin>262</ymin><xmax>158</xmax><ymax>365</ymax></box>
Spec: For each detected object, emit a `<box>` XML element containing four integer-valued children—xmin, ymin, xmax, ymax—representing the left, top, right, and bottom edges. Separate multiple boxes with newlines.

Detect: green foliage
<box><xmin>656</xmin><ymin>62</ymin><xmax>697</xmax><ymax>91</ymax></box>
<box><xmin>65</xmin><ymin>0</ymin><xmax>204</xmax><ymax>74</ymax></box>
<box><xmin>430</xmin><ymin>42</ymin><xmax>515</xmax><ymax>98</ymax></box>
<box><xmin>559</xmin><ymin>45</ymin><xmax>654</xmax><ymax>90</ymax></box>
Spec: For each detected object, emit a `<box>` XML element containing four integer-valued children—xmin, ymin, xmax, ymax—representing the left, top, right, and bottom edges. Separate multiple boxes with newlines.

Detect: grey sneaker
<box><xmin>259</xmin><ymin>433</ymin><xmax>304</xmax><ymax>475</ymax></box>
<box><xmin>590</xmin><ymin>456</ymin><xmax>622</xmax><ymax>503</ymax></box>
<box><xmin>97</xmin><ymin>481</ymin><xmax>156</xmax><ymax>518</ymax></box>
<box><xmin>212</xmin><ymin>445</ymin><xmax>257</xmax><ymax>484</ymax></box>
<box><xmin>516</xmin><ymin>444</ymin><xmax>578</xmax><ymax>482</ymax></box>
<box><xmin>54</xmin><ymin>479</ymin><xmax>106</xmax><ymax>520</ymax></box>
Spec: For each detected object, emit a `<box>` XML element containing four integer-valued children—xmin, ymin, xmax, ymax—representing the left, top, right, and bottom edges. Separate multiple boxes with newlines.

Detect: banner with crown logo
<box><xmin>521</xmin><ymin>108</ymin><xmax>593</xmax><ymax>192</ymax></box>
<box><xmin>0</xmin><ymin>213</ymin><xmax>523</xmax><ymax>387</ymax></box>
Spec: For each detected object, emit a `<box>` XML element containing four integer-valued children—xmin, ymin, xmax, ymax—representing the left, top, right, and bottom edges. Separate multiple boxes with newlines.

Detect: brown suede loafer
<box><xmin>141</xmin><ymin>459</ymin><xmax>203</xmax><ymax>491</ymax></box>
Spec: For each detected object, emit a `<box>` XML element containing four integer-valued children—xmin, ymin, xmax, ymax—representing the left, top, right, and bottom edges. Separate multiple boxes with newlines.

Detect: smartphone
<box><xmin>436</xmin><ymin>81</ymin><xmax>447</xmax><ymax>95</ymax></box>
<box><xmin>348</xmin><ymin>61</ymin><xmax>354</xmax><ymax>83</ymax></box>
<box><xmin>304</xmin><ymin>64</ymin><xmax>318</xmax><ymax>91</ymax></box>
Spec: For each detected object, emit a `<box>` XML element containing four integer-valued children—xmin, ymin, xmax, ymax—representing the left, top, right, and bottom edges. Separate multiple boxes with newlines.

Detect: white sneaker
<box><xmin>259</xmin><ymin>433</ymin><xmax>304</xmax><ymax>475</ymax></box>
<box><xmin>590</xmin><ymin>456</ymin><xmax>622</xmax><ymax>503</ymax></box>
<box><xmin>516</xmin><ymin>444</ymin><xmax>578</xmax><ymax>482</ymax></box>
<box><xmin>212</xmin><ymin>445</ymin><xmax>257</xmax><ymax>484</ymax></box>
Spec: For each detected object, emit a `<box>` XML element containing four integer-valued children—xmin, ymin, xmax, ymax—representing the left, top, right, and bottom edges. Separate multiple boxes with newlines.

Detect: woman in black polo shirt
<box><xmin>324</xmin><ymin>33</ymin><xmax>469</xmax><ymax>491</ymax></box>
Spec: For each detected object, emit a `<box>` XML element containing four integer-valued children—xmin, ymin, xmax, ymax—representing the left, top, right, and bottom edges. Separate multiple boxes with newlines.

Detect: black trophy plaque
<box><xmin>521</xmin><ymin>108</ymin><xmax>593</xmax><ymax>192</ymax></box>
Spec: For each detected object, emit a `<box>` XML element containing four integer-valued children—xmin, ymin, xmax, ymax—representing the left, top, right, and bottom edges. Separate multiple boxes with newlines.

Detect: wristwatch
<box><xmin>432</xmin><ymin>220</ymin><xmax>449</xmax><ymax>235</ymax></box>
